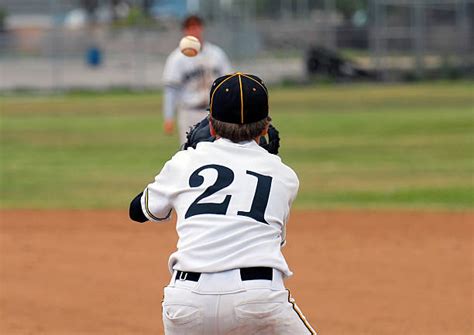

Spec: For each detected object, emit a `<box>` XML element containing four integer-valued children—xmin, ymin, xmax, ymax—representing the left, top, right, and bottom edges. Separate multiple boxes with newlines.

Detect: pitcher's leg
<box><xmin>177</xmin><ymin>110</ymin><xmax>208</xmax><ymax>144</ymax></box>
<box><xmin>177</xmin><ymin>110</ymin><xmax>189</xmax><ymax>145</ymax></box>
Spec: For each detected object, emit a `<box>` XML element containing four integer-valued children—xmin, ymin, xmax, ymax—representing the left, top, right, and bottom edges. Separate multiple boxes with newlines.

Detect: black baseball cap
<box><xmin>209</xmin><ymin>72</ymin><xmax>269</xmax><ymax>124</ymax></box>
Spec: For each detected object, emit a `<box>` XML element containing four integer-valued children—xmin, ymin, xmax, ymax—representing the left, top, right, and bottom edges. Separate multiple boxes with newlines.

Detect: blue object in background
<box><xmin>151</xmin><ymin>0</ymin><xmax>187</xmax><ymax>19</ymax></box>
<box><xmin>86</xmin><ymin>46</ymin><xmax>102</xmax><ymax>67</ymax></box>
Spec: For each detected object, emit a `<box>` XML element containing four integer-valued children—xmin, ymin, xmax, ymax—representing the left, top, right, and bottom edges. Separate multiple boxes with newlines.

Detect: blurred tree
<box><xmin>0</xmin><ymin>7</ymin><xmax>6</xmax><ymax>32</ymax></box>
<box><xmin>336</xmin><ymin>0</ymin><xmax>368</xmax><ymax>21</ymax></box>
<box><xmin>81</xmin><ymin>0</ymin><xmax>99</xmax><ymax>22</ymax></box>
<box><xmin>109</xmin><ymin>1</ymin><xmax>132</xmax><ymax>22</ymax></box>
<box><xmin>253</xmin><ymin>0</ymin><xmax>369</xmax><ymax>20</ymax></box>
<box><xmin>142</xmin><ymin>0</ymin><xmax>153</xmax><ymax>17</ymax></box>
<box><xmin>255</xmin><ymin>0</ymin><xmax>280</xmax><ymax>18</ymax></box>
<box><xmin>111</xmin><ymin>0</ymin><xmax>120</xmax><ymax>21</ymax></box>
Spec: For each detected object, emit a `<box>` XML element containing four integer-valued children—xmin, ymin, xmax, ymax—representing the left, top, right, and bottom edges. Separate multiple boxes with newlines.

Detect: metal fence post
<box><xmin>49</xmin><ymin>0</ymin><xmax>63</xmax><ymax>91</ymax></box>
<box><xmin>413</xmin><ymin>0</ymin><xmax>425</xmax><ymax>79</ymax></box>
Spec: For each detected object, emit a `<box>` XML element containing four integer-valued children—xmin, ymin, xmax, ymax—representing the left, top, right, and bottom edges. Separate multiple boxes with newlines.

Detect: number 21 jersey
<box><xmin>140</xmin><ymin>138</ymin><xmax>299</xmax><ymax>277</ymax></box>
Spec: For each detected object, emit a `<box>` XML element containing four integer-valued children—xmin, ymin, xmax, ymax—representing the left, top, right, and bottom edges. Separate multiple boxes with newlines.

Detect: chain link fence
<box><xmin>0</xmin><ymin>0</ymin><xmax>472</xmax><ymax>90</ymax></box>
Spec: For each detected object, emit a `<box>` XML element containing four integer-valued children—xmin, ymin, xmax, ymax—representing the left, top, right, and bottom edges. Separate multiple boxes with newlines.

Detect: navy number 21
<box><xmin>185</xmin><ymin>164</ymin><xmax>272</xmax><ymax>224</ymax></box>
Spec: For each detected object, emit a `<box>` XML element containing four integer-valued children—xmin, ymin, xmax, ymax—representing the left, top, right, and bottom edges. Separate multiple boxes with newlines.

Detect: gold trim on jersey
<box><xmin>287</xmin><ymin>289</ymin><xmax>317</xmax><ymax>335</ymax></box>
<box><xmin>238</xmin><ymin>73</ymin><xmax>244</xmax><ymax>123</ymax></box>
<box><xmin>144</xmin><ymin>188</ymin><xmax>171</xmax><ymax>221</ymax></box>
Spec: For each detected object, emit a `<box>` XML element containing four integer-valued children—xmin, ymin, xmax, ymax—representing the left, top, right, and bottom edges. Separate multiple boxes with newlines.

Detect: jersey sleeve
<box><xmin>140</xmin><ymin>160</ymin><xmax>177</xmax><ymax>223</ymax></box>
<box><xmin>162</xmin><ymin>49</ymin><xmax>182</xmax><ymax>88</ymax></box>
<box><xmin>163</xmin><ymin>86</ymin><xmax>179</xmax><ymax>121</ymax></box>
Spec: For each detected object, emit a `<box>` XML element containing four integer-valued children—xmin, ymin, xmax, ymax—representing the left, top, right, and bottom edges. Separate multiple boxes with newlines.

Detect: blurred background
<box><xmin>1</xmin><ymin>0</ymin><xmax>473</xmax><ymax>90</ymax></box>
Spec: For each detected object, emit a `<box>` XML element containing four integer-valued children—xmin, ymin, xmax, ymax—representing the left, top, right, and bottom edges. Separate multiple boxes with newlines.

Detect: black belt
<box><xmin>176</xmin><ymin>267</ymin><xmax>273</xmax><ymax>282</ymax></box>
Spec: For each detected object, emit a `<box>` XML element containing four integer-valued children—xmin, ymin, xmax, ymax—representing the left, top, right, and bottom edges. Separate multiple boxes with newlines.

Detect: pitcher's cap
<box><xmin>209</xmin><ymin>72</ymin><xmax>268</xmax><ymax>124</ymax></box>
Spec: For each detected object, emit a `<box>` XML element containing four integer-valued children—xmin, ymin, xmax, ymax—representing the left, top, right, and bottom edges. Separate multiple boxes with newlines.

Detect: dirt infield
<box><xmin>0</xmin><ymin>210</ymin><xmax>472</xmax><ymax>334</ymax></box>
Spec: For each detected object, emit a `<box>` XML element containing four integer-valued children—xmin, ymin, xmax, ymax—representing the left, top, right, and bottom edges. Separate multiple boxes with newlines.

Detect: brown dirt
<box><xmin>0</xmin><ymin>210</ymin><xmax>472</xmax><ymax>335</ymax></box>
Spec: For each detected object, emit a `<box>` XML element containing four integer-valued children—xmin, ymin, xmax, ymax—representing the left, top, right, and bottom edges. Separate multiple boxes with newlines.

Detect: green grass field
<box><xmin>1</xmin><ymin>81</ymin><xmax>473</xmax><ymax>210</ymax></box>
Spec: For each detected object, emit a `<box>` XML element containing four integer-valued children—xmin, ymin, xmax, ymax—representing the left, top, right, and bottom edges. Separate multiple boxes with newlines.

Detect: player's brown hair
<box><xmin>210</xmin><ymin>116</ymin><xmax>270</xmax><ymax>143</ymax></box>
<box><xmin>182</xmin><ymin>15</ymin><xmax>204</xmax><ymax>29</ymax></box>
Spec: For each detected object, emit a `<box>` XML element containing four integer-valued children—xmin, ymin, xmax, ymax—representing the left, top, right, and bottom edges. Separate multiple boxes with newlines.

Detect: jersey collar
<box><xmin>215</xmin><ymin>138</ymin><xmax>266</xmax><ymax>152</ymax></box>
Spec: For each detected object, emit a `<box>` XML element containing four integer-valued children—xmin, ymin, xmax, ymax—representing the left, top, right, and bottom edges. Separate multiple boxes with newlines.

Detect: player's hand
<box><xmin>164</xmin><ymin>120</ymin><xmax>175</xmax><ymax>135</ymax></box>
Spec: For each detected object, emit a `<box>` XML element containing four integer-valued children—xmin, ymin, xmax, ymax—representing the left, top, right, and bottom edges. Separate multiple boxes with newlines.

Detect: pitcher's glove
<box><xmin>182</xmin><ymin>117</ymin><xmax>280</xmax><ymax>155</ymax></box>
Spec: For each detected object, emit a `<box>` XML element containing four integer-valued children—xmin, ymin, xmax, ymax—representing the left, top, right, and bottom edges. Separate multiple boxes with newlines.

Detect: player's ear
<box><xmin>209</xmin><ymin>118</ymin><xmax>217</xmax><ymax>137</ymax></box>
<box><xmin>260</xmin><ymin>118</ymin><xmax>270</xmax><ymax>136</ymax></box>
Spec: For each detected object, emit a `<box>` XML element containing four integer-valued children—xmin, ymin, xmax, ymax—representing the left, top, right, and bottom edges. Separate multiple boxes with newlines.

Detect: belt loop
<box><xmin>271</xmin><ymin>269</ymin><xmax>285</xmax><ymax>291</ymax></box>
<box><xmin>171</xmin><ymin>271</ymin><xmax>178</xmax><ymax>285</ymax></box>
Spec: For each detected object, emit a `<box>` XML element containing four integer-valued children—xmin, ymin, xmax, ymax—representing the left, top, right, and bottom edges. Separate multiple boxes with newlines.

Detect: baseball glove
<box><xmin>182</xmin><ymin>117</ymin><xmax>280</xmax><ymax>155</ymax></box>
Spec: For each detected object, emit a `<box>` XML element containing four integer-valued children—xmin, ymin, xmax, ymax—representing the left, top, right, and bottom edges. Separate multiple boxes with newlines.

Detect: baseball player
<box><xmin>130</xmin><ymin>73</ymin><xmax>317</xmax><ymax>334</ymax></box>
<box><xmin>162</xmin><ymin>15</ymin><xmax>232</xmax><ymax>143</ymax></box>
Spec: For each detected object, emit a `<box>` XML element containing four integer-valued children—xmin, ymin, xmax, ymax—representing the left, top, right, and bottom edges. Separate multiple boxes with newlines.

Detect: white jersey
<box><xmin>163</xmin><ymin>42</ymin><xmax>232</xmax><ymax>110</ymax></box>
<box><xmin>140</xmin><ymin>138</ymin><xmax>299</xmax><ymax>278</ymax></box>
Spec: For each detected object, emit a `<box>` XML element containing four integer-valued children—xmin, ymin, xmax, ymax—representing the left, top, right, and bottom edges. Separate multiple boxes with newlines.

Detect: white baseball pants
<box><xmin>162</xmin><ymin>269</ymin><xmax>317</xmax><ymax>335</ymax></box>
<box><xmin>177</xmin><ymin>108</ymin><xmax>209</xmax><ymax>145</ymax></box>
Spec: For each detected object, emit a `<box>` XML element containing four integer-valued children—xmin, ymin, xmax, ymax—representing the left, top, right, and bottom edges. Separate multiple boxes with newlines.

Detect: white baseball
<box><xmin>179</xmin><ymin>35</ymin><xmax>201</xmax><ymax>57</ymax></box>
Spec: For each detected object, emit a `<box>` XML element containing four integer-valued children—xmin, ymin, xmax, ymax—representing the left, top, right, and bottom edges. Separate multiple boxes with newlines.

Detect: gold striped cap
<box><xmin>209</xmin><ymin>72</ymin><xmax>268</xmax><ymax>124</ymax></box>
